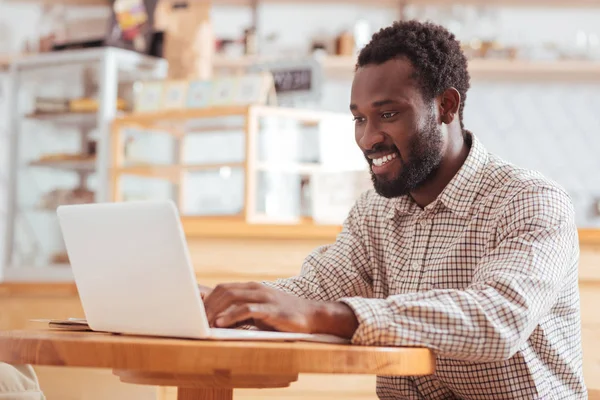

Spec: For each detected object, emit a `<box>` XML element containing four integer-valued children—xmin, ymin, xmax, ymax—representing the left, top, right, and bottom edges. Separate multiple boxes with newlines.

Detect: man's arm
<box><xmin>262</xmin><ymin>192</ymin><xmax>374</xmax><ymax>302</ymax></box>
<box><xmin>202</xmin><ymin>192</ymin><xmax>374</xmax><ymax>330</ymax></box>
<box><xmin>338</xmin><ymin>185</ymin><xmax>578</xmax><ymax>362</ymax></box>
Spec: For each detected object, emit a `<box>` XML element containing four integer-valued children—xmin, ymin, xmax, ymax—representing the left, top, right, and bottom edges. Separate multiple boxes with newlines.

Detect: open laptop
<box><xmin>56</xmin><ymin>200</ymin><xmax>348</xmax><ymax>344</ymax></box>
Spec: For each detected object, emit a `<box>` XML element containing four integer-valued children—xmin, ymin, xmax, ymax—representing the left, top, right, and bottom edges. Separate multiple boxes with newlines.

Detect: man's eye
<box><xmin>382</xmin><ymin>112</ymin><xmax>398</xmax><ymax>119</ymax></box>
<box><xmin>353</xmin><ymin>116</ymin><xmax>365</xmax><ymax>123</ymax></box>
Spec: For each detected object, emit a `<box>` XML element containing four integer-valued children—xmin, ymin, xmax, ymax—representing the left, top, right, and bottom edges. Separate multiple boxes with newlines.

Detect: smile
<box><xmin>372</xmin><ymin>152</ymin><xmax>398</xmax><ymax>167</ymax></box>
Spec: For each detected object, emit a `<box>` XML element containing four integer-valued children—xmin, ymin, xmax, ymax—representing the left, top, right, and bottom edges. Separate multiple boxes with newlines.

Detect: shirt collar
<box><xmin>437</xmin><ymin>131</ymin><xmax>488</xmax><ymax>217</ymax></box>
<box><xmin>385</xmin><ymin>131</ymin><xmax>488</xmax><ymax>219</ymax></box>
<box><xmin>386</xmin><ymin>196</ymin><xmax>418</xmax><ymax>218</ymax></box>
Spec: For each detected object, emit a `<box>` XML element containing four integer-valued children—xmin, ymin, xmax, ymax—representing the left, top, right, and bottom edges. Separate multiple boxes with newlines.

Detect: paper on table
<box><xmin>30</xmin><ymin>318</ymin><xmax>92</xmax><ymax>331</ymax></box>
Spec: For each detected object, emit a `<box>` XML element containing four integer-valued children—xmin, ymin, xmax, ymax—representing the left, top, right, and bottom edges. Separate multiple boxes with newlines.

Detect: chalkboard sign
<box><xmin>249</xmin><ymin>58</ymin><xmax>323</xmax><ymax>104</ymax></box>
<box><xmin>272</xmin><ymin>68</ymin><xmax>312</xmax><ymax>93</ymax></box>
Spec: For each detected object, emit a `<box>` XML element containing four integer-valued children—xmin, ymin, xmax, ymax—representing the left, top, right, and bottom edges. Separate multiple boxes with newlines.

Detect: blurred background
<box><xmin>0</xmin><ymin>1</ymin><xmax>599</xmax><ymax>399</ymax></box>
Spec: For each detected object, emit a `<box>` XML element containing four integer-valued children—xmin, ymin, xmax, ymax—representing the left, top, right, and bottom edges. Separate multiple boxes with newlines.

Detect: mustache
<box><xmin>363</xmin><ymin>144</ymin><xmax>398</xmax><ymax>158</ymax></box>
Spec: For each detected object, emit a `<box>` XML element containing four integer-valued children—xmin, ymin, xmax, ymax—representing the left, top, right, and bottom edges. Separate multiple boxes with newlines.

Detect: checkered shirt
<box><xmin>266</xmin><ymin>132</ymin><xmax>586</xmax><ymax>399</ymax></box>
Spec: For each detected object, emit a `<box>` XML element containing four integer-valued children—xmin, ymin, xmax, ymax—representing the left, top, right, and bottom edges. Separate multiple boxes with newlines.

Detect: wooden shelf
<box><xmin>182</xmin><ymin>218</ymin><xmax>600</xmax><ymax>244</ymax></box>
<box><xmin>117</xmin><ymin>162</ymin><xmax>245</xmax><ymax>182</ymax></box>
<box><xmin>0</xmin><ymin>53</ymin><xmax>25</xmax><ymax>69</ymax></box>
<box><xmin>579</xmin><ymin>228</ymin><xmax>600</xmax><ymax>247</ymax></box>
<box><xmin>29</xmin><ymin>157</ymin><xmax>96</xmax><ymax>172</ymax></box>
<box><xmin>0</xmin><ymin>55</ymin><xmax>13</xmax><ymax>70</ymax></box>
<box><xmin>214</xmin><ymin>55</ymin><xmax>600</xmax><ymax>81</ymax></box>
<box><xmin>25</xmin><ymin>111</ymin><xmax>98</xmax><ymax>126</ymax></box>
<box><xmin>114</xmin><ymin>105</ymin><xmax>344</xmax><ymax>129</ymax></box>
<box><xmin>467</xmin><ymin>59</ymin><xmax>600</xmax><ymax>80</ymax></box>
<box><xmin>0</xmin><ymin>282</ymin><xmax>79</xmax><ymax>297</ymax></box>
<box><xmin>5</xmin><ymin>0</ymin><xmax>108</xmax><ymax>5</ymax></box>
<box><xmin>114</xmin><ymin>106</ymin><xmax>251</xmax><ymax>128</ymax></box>
<box><xmin>181</xmin><ymin>217</ymin><xmax>343</xmax><ymax>240</ymax></box>
<box><xmin>6</xmin><ymin>0</ymin><xmax>600</xmax><ymax>6</ymax></box>
<box><xmin>211</xmin><ymin>0</ymin><xmax>600</xmax><ymax>6</ymax></box>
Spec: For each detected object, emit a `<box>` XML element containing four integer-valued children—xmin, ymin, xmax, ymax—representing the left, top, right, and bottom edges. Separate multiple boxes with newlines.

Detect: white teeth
<box><xmin>372</xmin><ymin>152</ymin><xmax>397</xmax><ymax>167</ymax></box>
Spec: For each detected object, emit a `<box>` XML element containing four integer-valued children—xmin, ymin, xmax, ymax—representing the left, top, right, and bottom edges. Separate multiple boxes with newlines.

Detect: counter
<box><xmin>1</xmin><ymin>230</ymin><xmax>599</xmax><ymax>400</ymax></box>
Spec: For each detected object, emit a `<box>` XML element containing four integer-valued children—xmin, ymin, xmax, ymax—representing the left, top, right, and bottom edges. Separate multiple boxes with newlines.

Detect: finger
<box><xmin>203</xmin><ymin>282</ymin><xmax>268</xmax><ymax>322</ymax></box>
<box><xmin>198</xmin><ymin>284</ymin><xmax>213</xmax><ymax>299</ymax></box>
<box><xmin>207</xmin><ymin>282</ymin><xmax>262</xmax><ymax>296</ymax></box>
<box><xmin>215</xmin><ymin>303</ymin><xmax>274</xmax><ymax>329</ymax></box>
<box><xmin>207</xmin><ymin>304</ymin><xmax>252</xmax><ymax>328</ymax></box>
<box><xmin>204</xmin><ymin>288</ymin><xmax>272</xmax><ymax>325</ymax></box>
<box><xmin>203</xmin><ymin>282</ymin><xmax>261</xmax><ymax>305</ymax></box>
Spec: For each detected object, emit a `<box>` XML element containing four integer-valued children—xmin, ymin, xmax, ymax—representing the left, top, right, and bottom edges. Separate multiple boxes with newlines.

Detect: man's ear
<box><xmin>439</xmin><ymin>87</ymin><xmax>461</xmax><ymax>125</ymax></box>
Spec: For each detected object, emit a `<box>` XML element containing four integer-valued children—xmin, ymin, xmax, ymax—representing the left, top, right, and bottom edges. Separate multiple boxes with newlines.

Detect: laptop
<box><xmin>56</xmin><ymin>200</ymin><xmax>348</xmax><ymax>344</ymax></box>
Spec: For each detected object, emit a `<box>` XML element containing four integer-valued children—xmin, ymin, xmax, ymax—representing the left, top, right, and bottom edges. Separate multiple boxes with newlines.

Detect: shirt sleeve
<box><xmin>339</xmin><ymin>185</ymin><xmax>578</xmax><ymax>363</ymax></box>
<box><xmin>0</xmin><ymin>363</ymin><xmax>45</xmax><ymax>399</ymax></box>
<box><xmin>263</xmin><ymin>192</ymin><xmax>374</xmax><ymax>302</ymax></box>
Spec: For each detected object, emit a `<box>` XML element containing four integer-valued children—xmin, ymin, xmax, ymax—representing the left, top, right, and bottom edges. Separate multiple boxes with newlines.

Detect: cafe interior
<box><xmin>0</xmin><ymin>0</ymin><xmax>599</xmax><ymax>399</ymax></box>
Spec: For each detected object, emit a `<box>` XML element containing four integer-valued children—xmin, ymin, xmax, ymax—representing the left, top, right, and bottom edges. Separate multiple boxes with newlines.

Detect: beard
<box><xmin>368</xmin><ymin>112</ymin><xmax>444</xmax><ymax>198</ymax></box>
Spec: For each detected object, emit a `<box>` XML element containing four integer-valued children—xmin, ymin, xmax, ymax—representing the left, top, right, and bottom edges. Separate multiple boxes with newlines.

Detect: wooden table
<box><xmin>0</xmin><ymin>330</ymin><xmax>435</xmax><ymax>400</ymax></box>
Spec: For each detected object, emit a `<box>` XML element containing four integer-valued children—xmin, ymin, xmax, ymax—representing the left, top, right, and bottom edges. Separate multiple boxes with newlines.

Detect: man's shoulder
<box><xmin>478</xmin><ymin>154</ymin><xmax>573</xmax><ymax>218</ymax></box>
<box><xmin>348</xmin><ymin>154</ymin><xmax>574</xmax><ymax>222</ymax></box>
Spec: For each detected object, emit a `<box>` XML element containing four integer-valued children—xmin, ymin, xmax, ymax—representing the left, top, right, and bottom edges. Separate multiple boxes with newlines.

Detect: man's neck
<box><xmin>410</xmin><ymin>127</ymin><xmax>471</xmax><ymax>209</ymax></box>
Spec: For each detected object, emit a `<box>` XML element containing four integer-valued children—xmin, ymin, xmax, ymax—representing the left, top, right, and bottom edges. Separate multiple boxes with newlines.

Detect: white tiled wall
<box><xmin>465</xmin><ymin>81</ymin><xmax>600</xmax><ymax>226</ymax></box>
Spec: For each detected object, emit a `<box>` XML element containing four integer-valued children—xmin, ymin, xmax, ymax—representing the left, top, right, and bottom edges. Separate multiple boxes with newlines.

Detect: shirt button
<box><xmin>411</xmin><ymin>262</ymin><xmax>420</xmax><ymax>270</ymax></box>
<box><xmin>419</xmin><ymin>219</ymin><xmax>428</xmax><ymax>227</ymax></box>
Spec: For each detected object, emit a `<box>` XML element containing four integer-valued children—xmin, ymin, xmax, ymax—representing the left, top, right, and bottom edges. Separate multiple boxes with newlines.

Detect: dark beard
<box><xmin>370</xmin><ymin>113</ymin><xmax>444</xmax><ymax>198</ymax></box>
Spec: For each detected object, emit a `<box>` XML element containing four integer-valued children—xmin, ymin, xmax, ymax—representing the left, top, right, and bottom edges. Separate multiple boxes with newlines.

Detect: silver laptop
<box><xmin>56</xmin><ymin>200</ymin><xmax>348</xmax><ymax>344</ymax></box>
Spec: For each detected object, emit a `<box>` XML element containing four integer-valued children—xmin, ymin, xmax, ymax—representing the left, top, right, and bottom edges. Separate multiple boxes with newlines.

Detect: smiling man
<box><xmin>202</xmin><ymin>20</ymin><xmax>586</xmax><ymax>399</ymax></box>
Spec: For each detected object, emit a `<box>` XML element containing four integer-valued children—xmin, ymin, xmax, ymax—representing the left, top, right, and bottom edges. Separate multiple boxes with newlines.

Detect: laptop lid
<box><xmin>57</xmin><ymin>200</ymin><xmax>210</xmax><ymax>339</ymax></box>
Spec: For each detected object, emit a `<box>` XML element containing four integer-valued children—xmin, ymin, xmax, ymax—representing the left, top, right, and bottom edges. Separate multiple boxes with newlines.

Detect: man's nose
<box><xmin>358</xmin><ymin>121</ymin><xmax>386</xmax><ymax>151</ymax></box>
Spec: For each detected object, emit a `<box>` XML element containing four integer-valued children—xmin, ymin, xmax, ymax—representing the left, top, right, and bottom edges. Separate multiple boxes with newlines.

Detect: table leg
<box><xmin>178</xmin><ymin>388</ymin><xmax>233</xmax><ymax>400</ymax></box>
<box><xmin>114</xmin><ymin>370</ymin><xmax>295</xmax><ymax>400</ymax></box>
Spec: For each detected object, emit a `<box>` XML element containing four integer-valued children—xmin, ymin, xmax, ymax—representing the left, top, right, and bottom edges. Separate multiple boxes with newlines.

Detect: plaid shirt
<box><xmin>266</xmin><ymin>132</ymin><xmax>586</xmax><ymax>399</ymax></box>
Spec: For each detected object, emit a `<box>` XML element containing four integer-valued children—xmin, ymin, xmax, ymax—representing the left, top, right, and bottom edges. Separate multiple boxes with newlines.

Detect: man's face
<box><xmin>350</xmin><ymin>58</ymin><xmax>445</xmax><ymax>198</ymax></box>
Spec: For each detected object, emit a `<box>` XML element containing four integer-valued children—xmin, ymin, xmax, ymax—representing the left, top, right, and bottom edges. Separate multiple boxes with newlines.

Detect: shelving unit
<box><xmin>214</xmin><ymin>54</ymin><xmax>600</xmax><ymax>81</ymax></box>
<box><xmin>206</xmin><ymin>0</ymin><xmax>600</xmax><ymax>84</ymax></box>
<box><xmin>2</xmin><ymin>47</ymin><xmax>167</xmax><ymax>282</ymax></box>
<box><xmin>110</xmin><ymin>104</ymin><xmax>367</xmax><ymax>231</ymax></box>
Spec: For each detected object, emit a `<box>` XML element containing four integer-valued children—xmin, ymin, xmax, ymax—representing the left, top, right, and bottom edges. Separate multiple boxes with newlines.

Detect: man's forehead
<box><xmin>351</xmin><ymin>59</ymin><xmax>417</xmax><ymax>103</ymax></box>
<box><xmin>355</xmin><ymin>58</ymin><xmax>415</xmax><ymax>81</ymax></box>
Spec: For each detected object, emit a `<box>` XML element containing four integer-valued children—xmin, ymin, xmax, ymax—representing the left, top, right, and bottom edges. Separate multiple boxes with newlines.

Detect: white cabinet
<box><xmin>1</xmin><ymin>47</ymin><xmax>167</xmax><ymax>281</ymax></box>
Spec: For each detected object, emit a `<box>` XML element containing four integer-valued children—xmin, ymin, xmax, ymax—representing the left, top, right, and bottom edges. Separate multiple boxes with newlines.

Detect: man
<box><xmin>202</xmin><ymin>20</ymin><xmax>586</xmax><ymax>399</ymax></box>
<box><xmin>0</xmin><ymin>363</ymin><xmax>45</xmax><ymax>400</ymax></box>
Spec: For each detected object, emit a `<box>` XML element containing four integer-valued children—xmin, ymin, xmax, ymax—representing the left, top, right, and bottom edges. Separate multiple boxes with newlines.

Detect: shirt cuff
<box><xmin>338</xmin><ymin>296</ymin><xmax>395</xmax><ymax>346</ymax></box>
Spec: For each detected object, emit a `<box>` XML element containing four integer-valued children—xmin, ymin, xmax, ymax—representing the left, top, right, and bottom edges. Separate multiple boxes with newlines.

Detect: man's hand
<box><xmin>202</xmin><ymin>282</ymin><xmax>359</xmax><ymax>338</ymax></box>
<box><xmin>198</xmin><ymin>284</ymin><xmax>213</xmax><ymax>300</ymax></box>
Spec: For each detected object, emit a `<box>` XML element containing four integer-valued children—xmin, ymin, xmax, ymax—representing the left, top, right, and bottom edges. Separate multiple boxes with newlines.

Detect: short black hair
<box><xmin>357</xmin><ymin>20</ymin><xmax>470</xmax><ymax>129</ymax></box>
